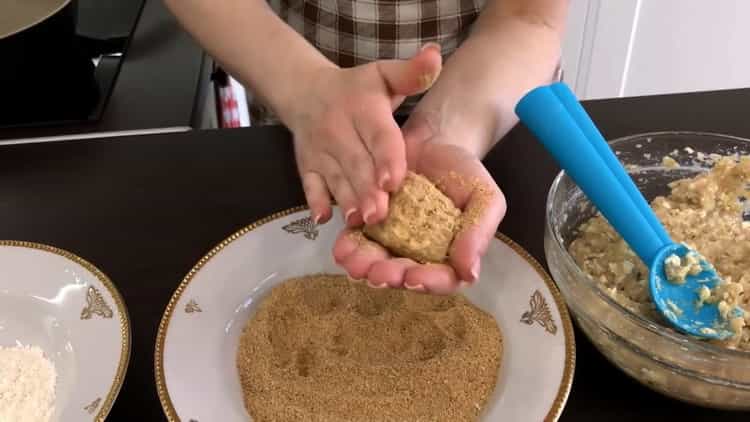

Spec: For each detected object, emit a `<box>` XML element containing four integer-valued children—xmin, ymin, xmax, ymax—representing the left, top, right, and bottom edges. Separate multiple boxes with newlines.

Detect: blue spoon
<box><xmin>516</xmin><ymin>82</ymin><xmax>741</xmax><ymax>340</ymax></box>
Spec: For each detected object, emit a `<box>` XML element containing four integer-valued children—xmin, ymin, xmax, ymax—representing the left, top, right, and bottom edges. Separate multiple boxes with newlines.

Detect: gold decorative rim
<box><xmin>0</xmin><ymin>240</ymin><xmax>132</xmax><ymax>422</ymax></box>
<box><xmin>154</xmin><ymin>206</ymin><xmax>576</xmax><ymax>422</ymax></box>
<box><xmin>494</xmin><ymin>232</ymin><xmax>576</xmax><ymax>422</ymax></box>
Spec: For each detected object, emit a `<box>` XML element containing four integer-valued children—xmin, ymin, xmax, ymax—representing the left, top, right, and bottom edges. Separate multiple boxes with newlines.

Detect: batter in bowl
<box><xmin>569</xmin><ymin>155</ymin><xmax>750</xmax><ymax>350</ymax></box>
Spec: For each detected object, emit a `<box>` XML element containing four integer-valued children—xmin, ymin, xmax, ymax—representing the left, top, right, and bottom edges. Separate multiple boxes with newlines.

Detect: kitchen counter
<box><xmin>1</xmin><ymin>87</ymin><xmax>749</xmax><ymax>420</ymax></box>
<box><xmin>0</xmin><ymin>0</ymin><xmax>210</xmax><ymax>143</ymax></box>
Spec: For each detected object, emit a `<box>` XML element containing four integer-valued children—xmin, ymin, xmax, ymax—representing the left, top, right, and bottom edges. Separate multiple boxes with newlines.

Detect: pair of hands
<box><xmin>285</xmin><ymin>44</ymin><xmax>506</xmax><ymax>295</ymax></box>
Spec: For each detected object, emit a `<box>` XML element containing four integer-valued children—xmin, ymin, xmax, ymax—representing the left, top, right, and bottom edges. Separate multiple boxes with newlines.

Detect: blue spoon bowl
<box><xmin>651</xmin><ymin>244</ymin><xmax>738</xmax><ymax>339</ymax></box>
<box><xmin>515</xmin><ymin>82</ymin><xmax>742</xmax><ymax>340</ymax></box>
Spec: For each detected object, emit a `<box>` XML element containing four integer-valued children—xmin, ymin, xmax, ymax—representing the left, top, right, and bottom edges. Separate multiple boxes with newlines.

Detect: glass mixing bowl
<box><xmin>544</xmin><ymin>131</ymin><xmax>750</xmax><ymax>409</ymax></box>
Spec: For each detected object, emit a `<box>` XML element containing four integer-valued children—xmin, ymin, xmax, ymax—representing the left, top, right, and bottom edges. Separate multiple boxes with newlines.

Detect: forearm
<box><xmin>412</xmin><ymin>0</ymin><xmax>568</xmax><ymax>157</ymax></box>
<box><xmin>163</xmin><ymin>0</ymin><xmax>335</xmax><ymax>121</ymax></box>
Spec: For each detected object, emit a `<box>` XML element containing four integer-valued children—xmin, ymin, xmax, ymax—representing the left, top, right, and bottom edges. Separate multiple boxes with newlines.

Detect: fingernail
<box><xmin>362</xmin><ymin>207</ymin><xmax>375</xmax><ymax>225</ymax></box>
<box><xmin>379</xmin><ymin>172</ymin><xmax>391</xmax><ymax>189</ymax></box>
<box><xmin>420</xmin><ymin>42</ymin><xmax>441</xmax><ymax>53</ymax></box>
<box><xmin>345</xmin><ymin>208</ymin><xmax>357</xmax><ymax>224</ymax></box>
<box><xmin>470</xmin><ymin>260</ymin><xmax>480</xmax><ymax>281</ymax></box>
<box><xmin>347</xmin><ymin>275</ymin><xmax>364</xmax><ymax>284</ymax></box>
<box><xmin>459</xmin><ymin>281</ymin><xmax>471</xmax><ymax>289</ymax></box>
<box><xmin>367</xmin><ymin>280</ymin><xmax>388</xmax><ymax>289</ymax></box>
<box><xmin>405</xmin><ymin>282</ymin><xmax>426</xmax><ymax>292</ymax></box>
<box><xmin>312</xmin><ymin>213</ymin><xmax>321</xmax><ymax>225</ymax></box>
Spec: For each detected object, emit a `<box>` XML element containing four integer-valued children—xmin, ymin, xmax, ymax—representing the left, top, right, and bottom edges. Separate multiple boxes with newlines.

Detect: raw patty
<box><xmin>364</xmin><ymin>172</ymin><xmax>461</xmax><ymax>263</ymax></box>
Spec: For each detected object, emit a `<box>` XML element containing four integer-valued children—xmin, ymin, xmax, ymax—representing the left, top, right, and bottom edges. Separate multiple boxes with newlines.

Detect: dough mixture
<box><xmin>569</xmin><ymin>155</ymin><xmax>750</xmax><ymax>350</ymax></box>
<box><xmin>237</xmin><ymin>274</ymin><xmax>502</xmax><ymax>421</ymax></box>
<box><xmin>363</xmin><ymin>171</ymin><xmax>461</xmax><ymax>264</ymax></box>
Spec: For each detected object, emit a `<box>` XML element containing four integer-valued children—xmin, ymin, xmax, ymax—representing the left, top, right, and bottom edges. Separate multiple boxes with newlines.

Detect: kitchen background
<box><xmin>1</xmin><ymin>0</ymin><xmax>748</xmax><ymax>142</ymax></box>
<box><xmin>562</xmin><ymin>0</ymin><xmax>750</xmax><ymax>100</ymax></box>
<box><xmin>232</xmin><ymin>0</ymin><xmax>750</xmax><ymax>127</ymax></box>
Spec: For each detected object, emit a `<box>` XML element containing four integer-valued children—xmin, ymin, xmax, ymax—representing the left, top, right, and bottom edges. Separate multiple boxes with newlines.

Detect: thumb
<box><xmin>376</xmin><ymin>43</ymin><xmax>443</xmax><ymax>100</ymax></box>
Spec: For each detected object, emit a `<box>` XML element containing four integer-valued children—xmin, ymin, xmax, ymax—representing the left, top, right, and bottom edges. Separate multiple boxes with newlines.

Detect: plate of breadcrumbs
<box><xmin>156</xmin><ymin>183</ymin><xmax>575</xmax><ymax>422</ymax></box>
<box><xmin>0</xmin><ymin>241</ymin><xmax>131</xmax><ymax>422</ymax></box>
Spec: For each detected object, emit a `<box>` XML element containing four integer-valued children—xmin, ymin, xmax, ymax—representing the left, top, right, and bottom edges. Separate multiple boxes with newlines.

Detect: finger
<box><xmin>370</xmin><ymin>189</ymin><xmax>390</xmax><ymax>226</ymax></box>
<box><xmin>330</xmin><ymin>140</ymin><xmax>380</xmax><ymax>224</ymax></box>
<box><xmin>332</xmin><ymin>229</ymin><xmax>368</xmax><ymax>263</ymax></box>
<box><xmin>301</xmin><ymin>171</ymin><xmax>332</xmax><ymax>224</ymax></box>
<box><xmin>449</xmin><ymin>183</ymin><xmax>507</xmax><ymax>282</ymax></box>
<box><xmin>338</xmin><ymin>240</ymin><xmax>390</xmax><ymax>282</ymax></box>
<box><xmin>354</xmin><ymin>104</ymin><xmax>407</xmax><ymax>193</ymax></box>
<box><xmin>404</xmin><ymin>263</ymin><xmax>459</xmax><ymax>295</ymax></box>
<box><xmin>376</xmin><ymin>43</ymin><xmax>443</xmax><ymax>98</ymax></box>
<box><xmin>367</xmin><ymin>257</ymin><xmax>419</xmax><ymax>289</ymax></box>
<box><xmin>320</xmin><ymin>155</ymin><xmax>364</xmax><ymax>227</ymax></box>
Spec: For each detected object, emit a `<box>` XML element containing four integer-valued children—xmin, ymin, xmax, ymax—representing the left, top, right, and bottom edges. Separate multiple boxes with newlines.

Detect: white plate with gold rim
<box><xmin>155</xmin><ymin>206</ymin><xmax>575</xmax><ymax>422</ymax></box>
<box><xmin>0</xmin><ymin>241</ymin><xmax>131</xmax><ymax>422</ymax></box>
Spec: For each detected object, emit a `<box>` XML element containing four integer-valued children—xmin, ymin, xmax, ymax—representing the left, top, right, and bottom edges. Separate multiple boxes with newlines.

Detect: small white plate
<box><xmin>156</xmin><ymin>207</ymin><xmax>575</xmax><ymax>421</ymax></box>
<box><xmin>0</xmin><ymin>241</ymin><xmax>131</xmax><ymax>422</ymax></box>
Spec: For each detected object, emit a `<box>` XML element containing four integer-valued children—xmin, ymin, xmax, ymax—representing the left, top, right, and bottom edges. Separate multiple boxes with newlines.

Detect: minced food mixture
<box><xmin>569</xmin><ymin>155</ymin><xmax>750</xmax><ymax>350</ymax></box>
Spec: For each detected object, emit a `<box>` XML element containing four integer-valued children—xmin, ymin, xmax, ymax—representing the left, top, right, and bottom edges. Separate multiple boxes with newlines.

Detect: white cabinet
<box><xmin>562</xmin><ymin>0</ymin><xmax>750</xmax><ymax>100</ymax></box>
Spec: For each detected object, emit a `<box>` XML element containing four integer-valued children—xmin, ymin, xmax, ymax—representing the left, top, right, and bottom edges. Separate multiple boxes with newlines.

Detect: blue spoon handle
<box><xmin>548</xmin><ymin>83</ymin><xmax>673</xmax><ymax>246</ymax></box>
<box><xmin>516</xmin><ymin>85</ymin><xmax>668</xmax><ymax>264</ymax></box>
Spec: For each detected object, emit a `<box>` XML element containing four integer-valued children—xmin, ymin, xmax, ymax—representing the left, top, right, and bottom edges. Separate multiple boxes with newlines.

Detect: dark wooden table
<box><xmin>2</xmin><ymin>88</ymin><xmax>750</xmax><ymax>421</ymax></box>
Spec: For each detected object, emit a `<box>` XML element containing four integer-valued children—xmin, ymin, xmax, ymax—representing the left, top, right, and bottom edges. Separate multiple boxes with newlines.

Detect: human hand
<box><xmin>332</xmin><ymin>112</ymin><xmax>507</xmax><ymax>294</ymax></box>
<box><xmin>285</xmin><ymin>44</ymin><xmax>442</xmax><ymax>227</ymax></box>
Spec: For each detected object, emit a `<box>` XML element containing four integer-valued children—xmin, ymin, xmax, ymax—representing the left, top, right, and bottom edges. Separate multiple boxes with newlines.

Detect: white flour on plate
<box><xmin>0</xmin><ymin>345</ymin><xmax>56</xmax><ymax>422</ymax></box>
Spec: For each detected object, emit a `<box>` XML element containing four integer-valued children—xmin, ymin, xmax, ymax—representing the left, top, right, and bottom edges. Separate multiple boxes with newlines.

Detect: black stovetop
<box><xmin>0</xmin><ymin>0</ymin><xmax>145</xmax><ymax>130</ymax></box>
